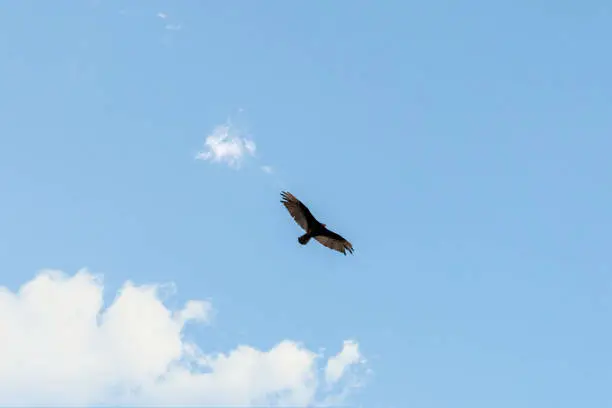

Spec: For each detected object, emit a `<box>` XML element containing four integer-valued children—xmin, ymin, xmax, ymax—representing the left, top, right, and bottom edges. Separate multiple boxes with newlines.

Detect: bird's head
<box><xmin>321</xmin><ymin>223</ymin><xmax>326</xmax><ymax>228</ymax></box>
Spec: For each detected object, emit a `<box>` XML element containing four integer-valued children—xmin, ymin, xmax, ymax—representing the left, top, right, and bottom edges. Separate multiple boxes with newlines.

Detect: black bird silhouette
<box><xmin>280</xmin><ymin>191</ymin><xmax>354</xmax><ymax>255</ymax></box>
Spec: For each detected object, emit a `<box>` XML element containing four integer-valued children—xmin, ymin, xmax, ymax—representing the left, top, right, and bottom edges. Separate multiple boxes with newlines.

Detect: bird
<box><xmin>280</xmin><ymin>191</ymin><xmax>354</xmax><ymax>255</ymax></box>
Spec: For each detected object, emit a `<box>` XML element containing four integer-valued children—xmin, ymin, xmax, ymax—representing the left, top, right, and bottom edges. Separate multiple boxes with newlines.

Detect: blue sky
<box><xmin>1</xmin><ymin>1</ymin><xmax>611</xmax><ymax>406</ymax></box>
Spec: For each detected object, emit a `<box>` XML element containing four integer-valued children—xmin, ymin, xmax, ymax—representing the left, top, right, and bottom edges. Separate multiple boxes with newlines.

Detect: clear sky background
<box><xmin>1</xmin><ymin>1</ymin><xmax>611</xmax><ymax>407</ymax></box>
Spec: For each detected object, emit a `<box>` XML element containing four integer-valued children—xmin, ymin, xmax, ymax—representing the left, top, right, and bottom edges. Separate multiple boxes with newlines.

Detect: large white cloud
<box><xmin>0</xmin><ymin>269</ymin><xmax>367</xmax><ymax>406</ymax></box>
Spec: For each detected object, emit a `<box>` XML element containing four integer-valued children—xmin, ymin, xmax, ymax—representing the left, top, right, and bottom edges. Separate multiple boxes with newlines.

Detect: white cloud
<box><xmin>325</xmin><ymin>340</ymin><xmax>365</xmax><ymax>385</ymax></box>
<box><xmin>165</xmin><ymin>24</ymin><xmax>182</xmax><ymax>31</ymax></box>
<box><xmin>196</xmin><ymin>124</ymin><xmax>257</xmax><ymax>169</ymax></box>
<box><xmin>261</xmin><ymin>165</ymin><xmax>274</xmax><ymax>174</ymax></box>
<box><xmin>157</xmin><ymin>12</ymin><xmax>167</xmax><ymax>19</ymax></box>
<box><xmin>0</xmin><ymin>269</ymin><xmax>367</xmax><ymax>406</ymax></box>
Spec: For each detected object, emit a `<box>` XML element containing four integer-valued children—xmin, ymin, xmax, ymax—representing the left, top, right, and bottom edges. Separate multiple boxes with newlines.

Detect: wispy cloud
<box><xmin>165</xmin><ymin>23</ymin><xmax>182</xmax><ymax>31</ymax></box>
<box><xmin>261</xmin><ymin>165</ymin><xmax>274</xmax><ymax>174</ymax></box>
<box><xmin>0</xmin><ymin>269</ymin><xmax>368</xmax><ymax>406</ymax></box>
<box><xmin>325</xmin><ymin>340</ymin><xmax>366</xmax><ymax>385</ymax></box>
<box><xmin>196</xmin><ymin>123</ymin><xmax>257</xmax><ymax>169</ymax></box>
<box><xmin>157</xmin><ymin>12</ymin><xmax>167</xmax><ymax>19</ymax></box>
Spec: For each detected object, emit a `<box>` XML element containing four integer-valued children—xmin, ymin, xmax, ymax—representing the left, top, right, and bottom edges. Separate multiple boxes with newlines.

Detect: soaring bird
<box><xmin>280</xmin><ymin>191</ymin><xmax>354</xmax><ymax>255</ymax></box>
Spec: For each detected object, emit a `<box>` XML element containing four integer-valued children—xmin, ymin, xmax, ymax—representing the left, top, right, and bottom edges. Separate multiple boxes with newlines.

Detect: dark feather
<box><xmin>315</xmin><ymin>227</ymin><xmax>354</xmax><ymax>255</ymax></box>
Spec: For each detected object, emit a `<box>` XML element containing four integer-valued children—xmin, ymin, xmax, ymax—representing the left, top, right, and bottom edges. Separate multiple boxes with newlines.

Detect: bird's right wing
<box><xmin>280</xmin><ymin>191</ymin><xmax>316</xmax><ymax>231</ymax></box>
<box><xmin>314</xmin><ymin>229</ymin><xmax>354</xmax><ymax>255</ymax></box>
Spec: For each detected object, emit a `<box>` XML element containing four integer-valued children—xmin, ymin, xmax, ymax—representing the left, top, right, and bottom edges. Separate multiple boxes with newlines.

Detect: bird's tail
<box><xmin>298</xmin><ymin>233</ymin><xmax>311</xmax><ymax>245</ymax></box>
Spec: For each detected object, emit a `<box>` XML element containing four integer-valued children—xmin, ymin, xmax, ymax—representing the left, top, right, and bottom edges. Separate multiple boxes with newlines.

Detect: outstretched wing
<box><xmin>314</xmin><ymin>228</ymin><xmax>354</xmax><ymax>255</ymax></box>
<box><xmin>280</xmin><ymin>191</ymin><xmax>318</xmax><ymax>231</ymax></box>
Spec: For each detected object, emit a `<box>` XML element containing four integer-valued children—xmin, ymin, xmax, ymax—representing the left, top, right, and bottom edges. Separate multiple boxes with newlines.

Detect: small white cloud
<box><xmin>0</xmin><ymin>269</ymin><xmax>366</xmax><ymax>406</ymax></box>
<box><xmin>244</xmin><ymin>139</ymin><xmax>256</xmax><ymax>155</ymax></box>
<box><xmin>175</xmin><ymin>300</ymin><xmax>212</xmax><ymax>325</ymax></box>
<box><xmin>261</xmin><ymin>165</ymin><xmax>273</xmax><ymax>174</ymax></box>
<box><xmin>196</xmin><ymin>124</ymin><xmax>257</xmax><ymax>169</ymax></box>
<box><xmin>157</xmin><ymin>12</ymin><xmax>167</xmax><ymax>19</ymax></box>
<box><xmin>325</xmin><ymin>340</ymin><xmax>365</xmax><ymax>385</ymax></box>
<box><xmin>165</xmin><ymin>23</ymin><xmax>182</xmax><ymax>31</ymax></box>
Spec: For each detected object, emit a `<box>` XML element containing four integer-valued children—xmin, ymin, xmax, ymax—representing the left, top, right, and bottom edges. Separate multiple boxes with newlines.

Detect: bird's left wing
<box><xmin>281</xmin><ymin>191</ymin><xmax>315</xmax><ymax>231</ymax></box>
